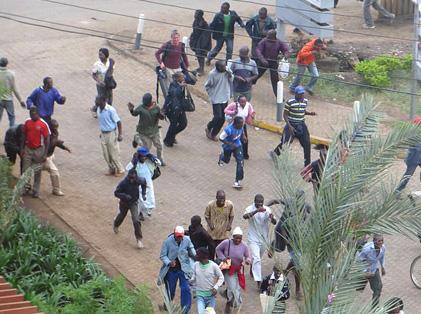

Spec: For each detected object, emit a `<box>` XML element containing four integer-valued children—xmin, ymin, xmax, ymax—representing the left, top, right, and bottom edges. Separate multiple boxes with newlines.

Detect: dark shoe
<box><xmin>224</xmin><ymin>302</ymin><xmax>233</xmax><ymax>314</ymax></box>
<box><xmin>32</xmin><ymin>191</ymin><xmax>39</xmax><ymax>198</ymax></box>
<box><xmin>139</xmin><ymin>213</ymin><xmax>145</xmax><ymax>221</ymax></box>
<box><xmin>305</xmin><ymin>88</ymin><xmax>314</xmax><ymax>96</ymax></box>
<box><xmin>173</xmin><ymin>139</ymin><xmax>178</xmax><ymax>145</ymax></box>
<box><xmin>163</xmin><ymin>141</ymin><xmax>173</xmax><ymax>147</ymax></box>
<box><xmin>244</xmin><ymin>154</ymin><xmax>250</xmax><ymax>160</ymax></box>
<box><xmin>206</xmin><ymin>59</ymin><xmax>211</xmax><ymax>66</ymax></box>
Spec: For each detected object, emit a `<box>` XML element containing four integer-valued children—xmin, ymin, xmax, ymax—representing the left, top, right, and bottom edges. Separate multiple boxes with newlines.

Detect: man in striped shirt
<box><xmin>273</xmin><ymin>86</ymin><xmax>316</xmax><ymax>166</ymax></box>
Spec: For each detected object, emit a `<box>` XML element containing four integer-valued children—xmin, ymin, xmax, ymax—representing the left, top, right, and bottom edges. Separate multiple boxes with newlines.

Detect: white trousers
<box><xmin>249</xmin><ymin>241</ymin><xmax>266</xmax><ymax>282</ymax></box>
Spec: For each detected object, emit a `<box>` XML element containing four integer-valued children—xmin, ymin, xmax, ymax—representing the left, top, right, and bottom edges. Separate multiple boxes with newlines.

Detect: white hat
<box><xmin>232</xmin><ymin>226</ymin><xmax>243</xmax><ymax>236</ymax></box>
<box><xmin>174</xmin><ymin>226</ymin><xmax>185</xmax><ymax>237</ymax></box>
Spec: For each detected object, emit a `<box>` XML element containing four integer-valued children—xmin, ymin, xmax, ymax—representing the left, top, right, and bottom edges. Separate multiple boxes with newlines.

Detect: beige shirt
<box><xmin>204</xmin><ymin>200</ymin><xmax>234</xmax><ymax>240</ymax></box>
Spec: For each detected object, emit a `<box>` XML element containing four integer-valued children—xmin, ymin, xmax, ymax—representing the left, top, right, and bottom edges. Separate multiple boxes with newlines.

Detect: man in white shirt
<box><xmin>92</xmin><ymin>48</ymin><xmax>115</xmax><ymax>116</ymax></box>
<box><xmin>243</xmin><ymin>194</ymin><xmax>276</xmax><ymax>287</ymax></box>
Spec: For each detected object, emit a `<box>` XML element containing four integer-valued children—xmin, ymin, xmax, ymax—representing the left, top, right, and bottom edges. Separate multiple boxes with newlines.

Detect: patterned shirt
<box><xmin>284</xmin><ymin>97</ymin><xmax>308</xmax><ymax>124</ymax></box>
<box><xmin>204</xmin><ymin>200</ymin><xmax>234</xmax><ymax>240</ymax></box>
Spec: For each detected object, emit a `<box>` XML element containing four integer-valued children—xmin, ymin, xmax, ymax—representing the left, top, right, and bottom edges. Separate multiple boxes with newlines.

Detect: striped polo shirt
<box><xmin>284</xmin><ymin>98</ymin><xmax>308</xmax><ymax>123</ymax></box>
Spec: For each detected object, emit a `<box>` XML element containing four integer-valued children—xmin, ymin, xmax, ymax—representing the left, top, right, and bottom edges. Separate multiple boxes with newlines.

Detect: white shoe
<box><xmin>52</xmin><ymin>190</ymin><xmax>65</xmax><ymax>196</ymax></box>
<box><xmin>233</xmin><ymin>181</ymin><xmax>242</xmax><ymax>189</ymax></box>
<box><xmin>362</xmin><ymin>24</ymin><xmax>375</xmax><ymax>29</ymax></box>
<box><xmin>218</xmin><ymin>160</ymin><xmax>224</xmax><ymax>167</ymax></box>
<box><xmin>137</xmin><ymin>240</ymin><xmax>144</xmax><ymax>249</ymax></box>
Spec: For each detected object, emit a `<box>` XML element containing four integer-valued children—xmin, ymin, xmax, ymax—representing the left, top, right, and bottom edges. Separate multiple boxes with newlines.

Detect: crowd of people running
<box><xmin>0</xmin><ymin>1</ymin><xmax>409</xmax><ymax>314</ymax></box>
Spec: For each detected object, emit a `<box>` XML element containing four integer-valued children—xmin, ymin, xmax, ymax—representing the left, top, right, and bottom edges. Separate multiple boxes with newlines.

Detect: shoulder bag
<box><xmin>104</xmin><ymin>58</ymin><xmax>117</xmax><ymax>90</ymax></box>
<box><xmin>218</xmin><ymin>240</ymin><xmax>232</xmax><ymax>270</ymax></box>
<box><xmin>181</xmin><ymin>87</ymin><xmax>195</xmax><ymax>112</ymax></box>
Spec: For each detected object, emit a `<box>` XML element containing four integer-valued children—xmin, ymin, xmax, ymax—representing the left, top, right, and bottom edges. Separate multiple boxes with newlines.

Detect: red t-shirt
<box><xmin>23</xmin><ymin>118</ymin><xmax>50</xmax><ymax>149</ymax></box>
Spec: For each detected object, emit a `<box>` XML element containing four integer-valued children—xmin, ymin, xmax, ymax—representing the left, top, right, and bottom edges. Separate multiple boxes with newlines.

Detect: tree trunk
<box><xmin>380</xmin><ymin>0</ymin><xmax>414</xmax><ymax>16</ymax></box>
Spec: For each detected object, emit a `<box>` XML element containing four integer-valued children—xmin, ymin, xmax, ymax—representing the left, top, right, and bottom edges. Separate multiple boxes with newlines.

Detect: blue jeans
<box><xmin>165</xmin><ymin>270</ymin><xmax>192</xmax><ymax>314</ymax></box>
<box><xmin>207</xmin><ymin>37</ymin><xmax>234</xmax><ymax>62</ymax></box>
<box><xmin>196</xmin><ymin>295</ymin><xmax>216</xmax><ymax>314</ymax></box>
<box><xmin>289</xmin><ymin>62</ymin><xmax>319</xmax><ymax>92</ymax></box>
<box><xmin>0</xmin><ymin>100</ymin><xmax>15</xmax><ymax>127</ymax></box>
<box><xmin>220</xmin><ymin>145</ymin><xmax>244</xmax><ymax>181</ymax></box>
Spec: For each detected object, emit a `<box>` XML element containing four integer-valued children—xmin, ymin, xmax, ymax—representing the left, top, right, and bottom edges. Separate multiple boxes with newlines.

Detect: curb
<box><xmin>107</xmin><ymin>33</ymin><xmax>331</xmax><ymax>146</ymax></box>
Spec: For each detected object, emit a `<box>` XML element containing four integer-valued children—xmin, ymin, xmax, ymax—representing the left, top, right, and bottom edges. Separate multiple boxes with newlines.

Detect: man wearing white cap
<box><xmin>158</xmin><ymin>226</ymin><xmax>196</xmax><ymax>314</ymax></box>
<box><xmin>243</xmin><ymin>194</ymin><xmax>276</xmax><ymax>288</ymax></box>
<box><xmin>216</xmin><ymin>227</ymin><xmax>250</xmax><ymax>314</ymax></box>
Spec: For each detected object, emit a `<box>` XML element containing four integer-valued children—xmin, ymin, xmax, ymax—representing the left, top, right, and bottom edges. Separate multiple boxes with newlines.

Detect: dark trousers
<box><xmin>396</xmin><ymin>163</ymin><xmax>421</xmax><ymax>192</ymax></box>
<box><xmin>165</xmin><ymin>270</ymin><xmax>192</xmax><ymax>314</ymax></box>
<box><xmin>334</xmin><ymin>0</ymin><xmax>339</xmax><ymax>8</ymax></box>
<box><xmin>220</xmin><ymin>145</ymin><xmax>244</xmax><ymax>181</ymax></box>
<box><xmin>242</xmin><ymin>125</ymin><xmax>249</xmax><ymax>158</ymax></box>
<box><xmin>196</xmin><ymin>54</ymin><xmax>205</xmax><ymax>73</ymax></box>
<box><xmin>96</xmin><ymin>84</ymin><xmax>113</xmax><ymax>105</ymax></box>
<box><xmin>207</xmin><ymin>102</ymin><xmax>227</xmax><ymax>137</ymax></box>
<box><xmin>251</xmin><ymin>39</ymin><xmax>262</xmax><ymax>60</ymax></box>
<box><xmin>210</xmin><ymin>239</ymin><xmax>225</xmax><ymax>261</ymax></box>
<box><xmin>357</xmin><ymin>270</ymin><xmax>382</xmax><ymax>307</ymax></box>
<box><xmin>256</xmin><ymin>60</ymin><xmax>279</xmax><ymax>96</ymax></box>
<box><xmin>164</xmin><ymin>111</ymin><xmax>188</xmax><ymax>145</ymax></box>
<box><xmin>114</xmin><ymin>201</ymin><xmax>142</xmax><ymax>240</ymax></box>
<box><xmin>208</xmin><ymin>37</ymin><xmax>234</xmax><ymax>62</ymax></box>
<box><xmin>275</xmin><ymin>123</ymin><xmax>311</xmax><ymax>166</ymax></box>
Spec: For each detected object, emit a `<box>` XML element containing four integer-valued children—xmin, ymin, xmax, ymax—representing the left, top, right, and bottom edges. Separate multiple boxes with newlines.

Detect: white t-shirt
<box><xmin>92</xmin><ymin>59</ymin><xmax>111</xmax><ymax>83</ymax></box>
<box><xmin>244</xmin><ymin>204</ymin><xmax>272</xmax><ymax>243</ymax></box>
<box><xmin>236</xmin><ymin>102</ymin><xmax>251</xmax><ymax>120</ymax></box>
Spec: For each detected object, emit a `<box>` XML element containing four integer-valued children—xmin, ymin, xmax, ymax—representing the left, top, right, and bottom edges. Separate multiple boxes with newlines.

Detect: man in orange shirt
<box><xmin>289</xmin><ymin>38</ymin><xmax>325</xmax><ymax>96</ymax></box>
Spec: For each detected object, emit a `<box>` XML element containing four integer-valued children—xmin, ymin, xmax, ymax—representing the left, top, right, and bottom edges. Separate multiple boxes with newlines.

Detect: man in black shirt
<box><xmin>4</xmin><ymin>124</ymin><xmax>24</xmax><ymax>170</ymax></box>
<box><xmin>187</xmin><ymin>215</ymin><xmax>215</xmax><ymax>258</ymax></box>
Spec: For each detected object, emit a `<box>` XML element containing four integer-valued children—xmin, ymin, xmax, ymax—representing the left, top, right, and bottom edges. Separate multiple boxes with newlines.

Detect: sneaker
<box><xmin>113</xmin><ymin>225</ymin><xmax>119</xmax><ymax>234</ymax></box>
<box><xmin>205</xmin><ymin>127</ymin><xmax>213</xmax><ymax>140</ymax></box>
<box><xmin>114</xmin><ymin>171</ymin><xmax>125</xmax><ymax>177</ymax></box>
<box><xmin>362</xmin><ymin>24</ymin><xmax>375</xmax><ymax>29</ymax></box>
<box><xmin>389</xmin><ymin>13</ymin><xmax>395</xmax><ymax>19</ymax></box>
<box><xmin>52</xmin><ymin>190</ymin><xmax>65</xmax><ymax>196</ymax></box>
<box><xmin>137</xmin><ymin>239</ymin><xmax>144</xmax><ymax>249</ymax></box>
<box><xmin>233</xmin><ymin>181</ymin><xmax>242</xmax><ymax>189</ymax></box>
<box><xmin>32</xmin><ymin>191</ymin><xmax>39</xmax><ymax>198</ymax></box>
<box><xmin>218</xmin><ymin>160</ymin><xmax>224</xmax><ymax>167</ymax></box>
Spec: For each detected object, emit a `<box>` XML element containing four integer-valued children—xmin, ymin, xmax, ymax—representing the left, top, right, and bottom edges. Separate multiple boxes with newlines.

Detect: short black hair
<box><xmin>233</xmin><ymin>116</ymin><xmax>244</xmax><ymax>124</ymax></box>
<box><xmin>222</xmin><ymin>2</ymin><xmax>230</xmax><ymax>8</ymax></box>
<box><xmin>315</xmin><ymin>38</ymin><xmax>323</xmax><ymax>45</ymax></box>
<box><xmin>99</xmin><ymin>48</ymin><xmax>109</xmax><ymax>58</ymax></box>
<box><xmin>196</xmin><ymin>247</ymin><xmax>210</xmax><ymax>259</ymax></box>
<box><xmin>29</xmin><ymin>106</ymin><xmax>38</xmax><ymax>114</ymax></box>
<box><xmin>43</xmin><ymin>76</ymin><xmax>52</xmax><ymax>86</ymax></box>
<box><xmin>0</xmin><ymin>57</ymin><xmax>8</xmax><ymax>67</ymax></box>
<box><xmin>128</xmin><ymin>168</ymin><xmax>137</xmax><ymax>176</ymax></box>
<box><xmin>259</xmin><ymin>7</ymin><xmax>267</xmax><ymax>13</ymax></box>
<box><xmin>254</xmin><ymin>194</ymin><xmax>264</xmax><ymax>202</ymax></box>
<box><xmin>142</xmin><ymin>93</ymin><xmax>152</xmax><ymax>106</ymax></box>
<box><xmin>191</xmin><ymin>215</ymin><xmax>201</xmax><ymax>225</ymax></box>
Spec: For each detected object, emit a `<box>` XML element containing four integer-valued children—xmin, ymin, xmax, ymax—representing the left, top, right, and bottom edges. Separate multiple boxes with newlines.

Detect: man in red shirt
<box><xmin>21</xmin><ymin>107</ymin><xmax>50</xmax><ymax>198</ymax></box>
<box><xmin>289</xmin><ymin>38</ymin><xmax>325</xmax><ymax>96</ymax></box>
<box><xmin>155</xmin><ymin>30</ymin><xmax>189</xmax><ymax>96</ymax></box>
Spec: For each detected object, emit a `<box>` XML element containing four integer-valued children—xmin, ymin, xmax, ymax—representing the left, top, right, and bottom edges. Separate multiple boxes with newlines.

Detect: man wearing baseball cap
<box><xmin>158</xmin><ymin>226</ymin><xmax>196</xmax><ymax>314</ymax></box>
<box><xmin>272</xmin><ymin>86</ymin><xmax>316</xmax><ymax>167</ymax></box>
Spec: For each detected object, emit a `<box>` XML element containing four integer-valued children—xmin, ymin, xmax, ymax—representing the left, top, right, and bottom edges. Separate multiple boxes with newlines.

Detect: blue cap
<box><xmin>295</xmin><ymin>86</ymin><xmax>305</xmax><ymax>94</ymax></box>
<box><xmin>137</xmin><ymin>146</ymin><xmax>149</xmax><ymax>157</ymax></box>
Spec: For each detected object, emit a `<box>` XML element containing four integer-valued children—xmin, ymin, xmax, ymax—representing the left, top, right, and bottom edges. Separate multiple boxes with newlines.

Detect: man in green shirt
<box><xmin>128</xmin><ymin>93</ymin><xmax>165</xmax><ymax>165</ymax></box>
<box><xmin>0</xmin><ymin>57</ymin><xmax>25</xmax><ymax>127</ymax></box>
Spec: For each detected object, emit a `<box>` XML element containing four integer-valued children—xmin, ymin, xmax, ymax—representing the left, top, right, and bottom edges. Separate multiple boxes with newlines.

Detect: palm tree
<box><xmin>269</xmin><ymin>95</ymin><xmax>421</xmax><ymax>314</ymax></box>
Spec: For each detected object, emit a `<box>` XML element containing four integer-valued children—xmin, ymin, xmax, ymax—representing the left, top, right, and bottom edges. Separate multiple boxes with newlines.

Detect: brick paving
<box><xmin>1</xmin><ymin>1</ymin><xmax>421</xmax><ymax>313</ymax></box>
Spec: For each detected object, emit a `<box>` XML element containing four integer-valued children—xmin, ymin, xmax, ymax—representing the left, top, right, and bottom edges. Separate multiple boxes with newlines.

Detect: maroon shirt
<box><xmin>256</xmin><ymin>38</ymin><xmax>289</xmax><ymax>63</ymax></box>
<box><xmin>155</xmin><ymin>41</ymin><xmax>189</xmax><ymax>69</ymax></box>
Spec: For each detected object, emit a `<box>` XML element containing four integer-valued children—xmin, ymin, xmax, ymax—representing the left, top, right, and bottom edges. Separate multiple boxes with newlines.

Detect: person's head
<box><xmin>294</xmin><ymin>85</ymin><xmax>305</xmax><ymax>100</ymax></box>
<box><xmin>196</xmin><ymin>247</ymin><xmax>210</xmax><ymax>264</ymax></box>
<box><xmin>258</xmin><ymin>7</ymin><xmax>268</xmax><ymax>19</ymax></box>
<box><xmin>254</xmin><ymin>194</ymin><xmax>264</xmax><ymax>209</ymax></box>
<box><xmin>237</xmin><ymin>95</ymin><xmax>247</xmax><ymax>108</ymax></box>
<box><xmin>98</xmin><ymin>48</ymin><xmax>109</xmax><ymax>62</ymax></box>
<box><xmin>373</xmin><ymin>234</ymin><xmax>384</xmax><ymax>249</ymax></box>
<box><xmin>173</xmin><ymin>71</ymin><xmax>185</xmax><ymax>84</ymax></box>
<box><xmin>216</xmin><ymin>190</ymin><xmax>226</xmax><ymax>207</ymax></box>
<box><xmin>215</xmin><ymin>60</ymin><xmax>226</xmax><ymax>73</ymax></box>
<box><xmin>0</xmin><ymin>57</ymin><xmax>8</xmax><ymax>67</ymax></box>
<box><xmin>190</xmin><ymin>215</ymin><xmax>201</xmax><ymax>227</ymax></box>
<box><xmin>273</xmin><ymin>263</ymin><xmax>283</xmax><ymax>279</ymax></box>
<box><xmin>232</xmin><ymin>227</ymin><xmax>243</xmax><ymax>244</ymax></box>
<box><xmin>385</xmin><ymin>297</ymin><xmax>403</xmax><ymax>314</ymax></box>
<box><xmin>314</xmin><ymin>38</ymin><xmax>324</xmax><ymax>50</ymax></box>
<box><xmin>136</xmin><ymin>146</ymin><xmax>149</xmax><ymax>162</ymax></box>
<box><xmin>171</xmin><ymin>29</ymin><xmax>180</xmax><ymax>45</ymax></box>
<box><xmin>221</xmin><ymin>2</ymin><xmax>230</xmax><ymax>14</ymax></box>
<box><xmin>194</xmin><ymin>9</ymin><xmax>204</xmax><ymax>20</ymax></box>
<box><xmin>43</xmin><ymin>77</ymin><xmax>53</xmax><ymax>90</ymax></box>
<box><xmin>29</xmin><ymin>107</ymin><xmax>39</xmax><ymax>121</ymax></box>
<box><xmin>174</xmin><ymin>225</ymin><xmax>185</xmax><ymax>243</ymax></box>
<box><xmin>233</xmin><ymin>116</ymin><xmax>244</xmax><ymax>129</ymax></box>
<box><xmin>267</xmin><ymin>29</ymin><xmax>277</xmax><ymax>40</ymax></box>
<box><xmin>142</xmin><ymin>92</ymin><xmax>153</xmax><ymax>107</ymax></box>
<box><xmin>127</xmin><ymin>168</ymin><xmax>138</xmax><ymax>184</ymax></box>
<box><xmin>50</xmin><ymin>119</ymin><xmax>59</xmax><ymax>133</ymax></box>
<box><xmin>239</xmin><ymin>46</ymin><xmax>250</xmax><ymax>61</ymax></box>
<box><xmin>95</xmin><ymin>96</ymin><xmax>106</xmax><ymax>109</ymax></box>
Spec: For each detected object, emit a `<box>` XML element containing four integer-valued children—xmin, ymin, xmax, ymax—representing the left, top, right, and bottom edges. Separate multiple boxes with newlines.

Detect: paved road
<box><xmin>1</xmin><ymin>0</ymin><xmax>420</xmax><ymax>313</ymax></box>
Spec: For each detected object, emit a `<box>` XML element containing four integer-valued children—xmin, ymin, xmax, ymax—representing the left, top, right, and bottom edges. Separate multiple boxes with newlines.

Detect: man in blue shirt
<box><xmin>26</xmin><ymin>77</ymin><xmax>66</xmax><ymax>125</ymax></box>
<box><xmin>357</xmin><ymin>234</ymin><xmax>386</xmax><ymax>307</ymax></box>
<box><xmin>218</xmin><ymin>116</ymin><xmax>246</xmax><ymax>189</ymax></box>
<box><xmin>96</xmin><ymin>96</ymin><xmax>124</xmax><ymax>176</ymax></box>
